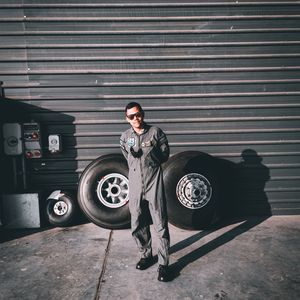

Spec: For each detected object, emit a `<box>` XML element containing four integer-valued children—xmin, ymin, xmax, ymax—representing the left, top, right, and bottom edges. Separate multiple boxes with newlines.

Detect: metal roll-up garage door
<box><xmin>0</xmin><ymin>1</ymin><xmax>299</xmax><ymax>215</ymax></box>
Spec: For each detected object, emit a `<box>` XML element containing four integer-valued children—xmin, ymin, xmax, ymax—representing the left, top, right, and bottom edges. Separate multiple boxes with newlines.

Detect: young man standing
<box><xmin>120</xmin><ymin>102</ymin><xmax>170</xmax><ymax>282</ymax></box>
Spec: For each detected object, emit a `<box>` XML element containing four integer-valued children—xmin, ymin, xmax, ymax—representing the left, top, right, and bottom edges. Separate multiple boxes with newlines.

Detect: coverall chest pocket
<box><xmin>143</xmin><ymin>141</ymin><xmax>160</xmax><ymax>168</ymax></box>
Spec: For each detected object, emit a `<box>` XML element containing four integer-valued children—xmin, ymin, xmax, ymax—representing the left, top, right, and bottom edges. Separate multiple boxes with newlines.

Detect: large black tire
<box><xmin>163</xmin><ymin>151</ymin><xmax>219</xmax><ymax>230</ymax></box>
<box><xmin>46</xmin><ymin>192</ymin><xmax>78</xmax><ymax>227</ymax></box>
<box><xmin>77</xmin><ymin>154</ymin><xmax>130</xmax><ymax>229</ymax></box>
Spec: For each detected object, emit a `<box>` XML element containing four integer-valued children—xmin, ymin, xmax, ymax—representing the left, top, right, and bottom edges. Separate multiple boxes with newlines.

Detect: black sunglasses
<box><xmin>126</xmin><ymin>112</ymin><xmax>143</xmax><ymax>120</ymax></box>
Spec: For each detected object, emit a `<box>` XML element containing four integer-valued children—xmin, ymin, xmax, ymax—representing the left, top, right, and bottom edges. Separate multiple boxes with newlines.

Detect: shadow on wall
<box><xmin>0</xmin><ymin>88</ymin><xmax>271</xmax><ymax>234</ymax></box>
<box><xmin>171</xmin><ymin>149</ymin><xmax>271</xmax><ymax>230</ymax></box>
<box><xmin>216</xmin><ymin>149</ymin><xmax>271</xmax><ymax>218</ymax></box>
<box><xmin>0</xmin><ymin>92</ymin><xmax>80</xmax><ymax>228</ymax></box>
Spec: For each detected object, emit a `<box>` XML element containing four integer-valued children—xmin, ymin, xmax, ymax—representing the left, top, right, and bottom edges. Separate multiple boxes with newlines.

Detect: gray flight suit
<box><xmin>120</xmin><ymin>123</ymin><xmax>170</xmax><ymax>266</ymax></box>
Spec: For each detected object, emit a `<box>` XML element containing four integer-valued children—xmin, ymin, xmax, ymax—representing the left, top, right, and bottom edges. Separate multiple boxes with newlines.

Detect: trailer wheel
<box><xmin>77</xmin><ymin>154</ymin><xmax>130</xmax><ymax>229</ymax></box>
<box><xmin>46</xmin><ymin>192</ymin><xmax>78</xmax><ymax>227</ymax></box>
<box><xmin>163</xmin><ymin>151</ymin><xmax>219</xmax><ymax>230</ymax></box>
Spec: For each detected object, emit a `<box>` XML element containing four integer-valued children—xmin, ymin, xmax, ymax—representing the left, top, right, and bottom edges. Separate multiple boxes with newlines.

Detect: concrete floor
<box><xmin>0</xmin><ymin>216</ymin><xmax>299</xmax><ymax>300</ymax></box>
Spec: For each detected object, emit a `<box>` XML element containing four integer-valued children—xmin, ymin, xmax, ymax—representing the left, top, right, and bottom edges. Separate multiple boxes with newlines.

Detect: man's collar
<box><xmin>131</xmin><ymin>122</ymin><xmax>149</xmax><ymax>135</ymax></box>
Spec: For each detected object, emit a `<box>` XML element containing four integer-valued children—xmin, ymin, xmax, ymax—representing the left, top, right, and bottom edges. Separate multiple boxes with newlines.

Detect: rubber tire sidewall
<box><xmin>77</xmin><ymin>154</ymin><xmax>130</xmax><ymax>229</ymax></box>
<box><xmin>46</xmin><ymin>193</ymin><xmax>77</xmax><ymax>227</ymax></box>
<box><xmin>163</xmin><ymin>151</ymin><xmax>219</xmax><ymax>230</ymax></box>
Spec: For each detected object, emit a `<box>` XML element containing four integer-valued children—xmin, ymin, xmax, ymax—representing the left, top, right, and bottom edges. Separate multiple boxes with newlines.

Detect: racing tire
<box><xmin>77</xmin><ymin>154</ymin><xmax>130</xmax><ymax>229</ymax></box>
<box><xmin>46</xmin><ymin>192</ymin><xmax>78</xmax><ymax>227</ymax></box>
<box><xmin>163</xmin><ymin>151</ymin><xmax>219</xmax><ymax>230</ymax></box>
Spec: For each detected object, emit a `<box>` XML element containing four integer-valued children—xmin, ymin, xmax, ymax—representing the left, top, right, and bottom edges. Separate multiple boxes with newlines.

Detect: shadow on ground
<box><xmin>167</xmin><ymin>216</ymin><xmax>269</xmax><ymax>281</ymax></box>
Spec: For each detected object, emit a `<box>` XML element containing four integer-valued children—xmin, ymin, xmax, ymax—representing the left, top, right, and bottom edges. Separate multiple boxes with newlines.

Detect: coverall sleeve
<box><xmin>157</xmin><ymin>128</ymin><xmax>170</xmax><ymax>164</ymax></box>
<box><xmin>120</xmin><ymin>133</ymin><xmax>128</xmax><ymax>160</ymax></box>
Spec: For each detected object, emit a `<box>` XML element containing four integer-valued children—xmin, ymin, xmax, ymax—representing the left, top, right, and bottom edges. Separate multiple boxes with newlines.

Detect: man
<box><xmin>120</xmin><ymin>102</ymin><xmax>170</xmax><ymax>282</ymax></box>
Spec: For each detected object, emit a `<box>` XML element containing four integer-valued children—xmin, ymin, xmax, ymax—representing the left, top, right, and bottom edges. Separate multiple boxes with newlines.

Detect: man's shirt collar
<box><xmin>131</xmin><ymin>123</ymin><xmax>150</xmax><ymax>135</ymax></box>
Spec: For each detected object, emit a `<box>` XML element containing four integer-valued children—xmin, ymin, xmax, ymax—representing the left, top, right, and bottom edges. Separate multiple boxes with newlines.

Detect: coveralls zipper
<box><xmin>136</xmin><ymin>132</ymin><xmax>146</xmax><ymax>198</ymax></box>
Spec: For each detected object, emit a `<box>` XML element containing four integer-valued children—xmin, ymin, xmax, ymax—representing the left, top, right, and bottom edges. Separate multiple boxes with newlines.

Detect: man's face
<box><xmin>126</xmin><ymin>106</ymin><xmax>144</xmax><ymax>130</ymax></box>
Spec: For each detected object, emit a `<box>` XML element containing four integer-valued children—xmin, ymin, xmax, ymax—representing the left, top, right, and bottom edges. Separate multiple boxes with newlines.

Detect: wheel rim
<box><xmin>96</xmin><ymin>173</ymin><xmax>129</xmax><ymax>208</ymax></box>
<box><xmin>53</xmin><ymin>201</ymin><xmax>68</xmax><ymax>216</ymax></box>
<box><xmin>176</xmin><ymin>173</ymin><xmax>212</xmax><ymax>209</ymax></box>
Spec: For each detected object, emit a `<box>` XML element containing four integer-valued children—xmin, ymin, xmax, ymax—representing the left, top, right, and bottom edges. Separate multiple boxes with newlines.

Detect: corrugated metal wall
<box><xmin>1</xmin><ymin>1</ymin><xmax>300</xmax><ymax>215</ymax></box>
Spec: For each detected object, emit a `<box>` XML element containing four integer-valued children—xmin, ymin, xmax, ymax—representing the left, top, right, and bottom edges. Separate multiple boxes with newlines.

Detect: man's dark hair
<box><xmin>125</xmin><ymin>102</ymin><xmax>143</xmax><ymax>113</ymax></box>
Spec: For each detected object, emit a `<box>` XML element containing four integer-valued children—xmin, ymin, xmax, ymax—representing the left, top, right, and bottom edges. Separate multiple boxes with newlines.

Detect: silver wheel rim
<box><xmin>96</xmin><ymin>173</ymin><xmax>129</xmax><ymax>208</ymax></box>
<box><xmin>53</xmin><ymin>201</ymin><xmax>68</xmax><ymax>216</ymax></box>
<box><xmin>176</xmin><ymin>173</ymin><xmax>212</xmax><ymax>209</ymax></box>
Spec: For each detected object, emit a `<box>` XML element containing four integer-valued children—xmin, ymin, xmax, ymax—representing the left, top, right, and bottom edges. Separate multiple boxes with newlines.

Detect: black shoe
<box><xmin>157</xmin><ymin>265</ymin><xmax>168</xmax><ymax>282</ymax></box>
<box><xmin>136</xmin><ymin>256</ymin><xmax>154</xmax><ymax>270</ymax></box>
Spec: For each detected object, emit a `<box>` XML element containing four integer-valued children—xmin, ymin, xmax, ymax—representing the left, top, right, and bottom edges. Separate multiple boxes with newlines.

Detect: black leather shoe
<box><xmin>136</xmin><ymin>256</ymin><xmax>154</xmax><ymax>270</ymax></box>
<box><xmin>157</xmin><ymin>265</ymin><xmax>168</xmax><ymax>282</ymax></box>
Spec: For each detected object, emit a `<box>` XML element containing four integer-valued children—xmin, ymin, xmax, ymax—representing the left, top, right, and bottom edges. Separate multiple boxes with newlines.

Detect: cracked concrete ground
<box><xmin>0</xmin><ymin>216</ymin><xmax>299</xmax><ymax>300</ymax></box>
